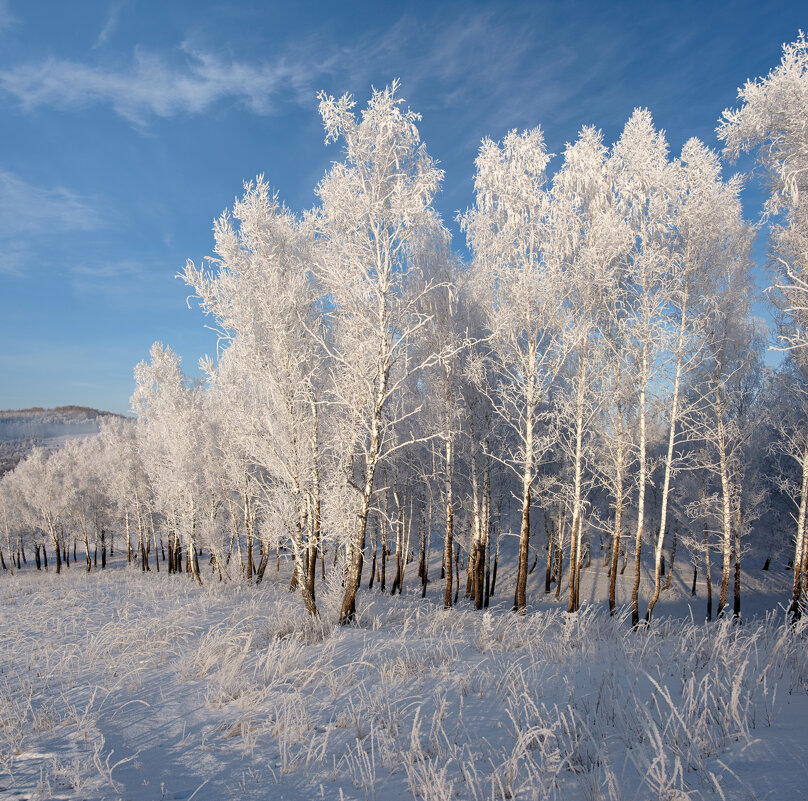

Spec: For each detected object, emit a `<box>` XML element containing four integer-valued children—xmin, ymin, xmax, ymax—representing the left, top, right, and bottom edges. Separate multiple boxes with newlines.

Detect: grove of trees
<box><xmin>3</xmin><ymin>36</ymin><xmax>808</xmax><ymax>625</ymax></box>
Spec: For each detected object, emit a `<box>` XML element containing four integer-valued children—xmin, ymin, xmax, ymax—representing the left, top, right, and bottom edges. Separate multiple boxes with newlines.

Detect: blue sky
<box><xmin>0</xmin><ymin>0</ymin><xmax>802</xmax><ymax>414</ymax></box>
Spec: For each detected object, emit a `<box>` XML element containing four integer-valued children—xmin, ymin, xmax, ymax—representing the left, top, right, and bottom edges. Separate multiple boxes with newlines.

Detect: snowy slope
<box><xmin>0</xmin><ymin>406</ymin><xmax>125</xmax><ymax>474</ymax></box>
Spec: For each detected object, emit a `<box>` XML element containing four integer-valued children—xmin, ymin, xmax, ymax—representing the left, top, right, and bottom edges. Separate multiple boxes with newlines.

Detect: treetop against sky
<box><xmin>0</xmin><ymin>0</ymin><xmax>802</xmax><ymax>414</ymax></box>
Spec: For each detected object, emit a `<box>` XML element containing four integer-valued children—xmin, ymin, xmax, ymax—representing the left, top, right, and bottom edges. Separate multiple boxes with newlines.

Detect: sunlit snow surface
<box><xmin>0</xmin><ymin>558</ymin><xmax>806</xmax><ymax>800</ymax></box>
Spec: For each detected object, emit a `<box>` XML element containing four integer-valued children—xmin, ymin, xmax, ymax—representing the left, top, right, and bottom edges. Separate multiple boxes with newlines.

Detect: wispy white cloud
<box><xmin>0</xmin><ymin>4</ymin><xmax>665</xmax><ymax>146</ymax></box>
<box><xmin>68</xmin><ymin>259</ymin><xmax>151</xmax><ymax>300</ymax></box>
<box><xmin>0</xmin><ymin>172</ymin><xmax>103</xmax><ymax>275</ymax></box>
<box><xmin>0</xmin><ymin>170</ymin><xmax>103</xmax><ymax>235</ymax></box>
<box><xmin>313</xmin><ymin>8</ymin><xmax>622</xmax><ymax>150</ymax></box>
<box><xmin>71</xmin><ymin>260</ymin><xmax>145</xmax><ymax>280</ymax></box>
<box><xmin>0</xmin><ymin>241</ymin><xmax>28</xmax><ymax>276</ymax></box>
<box><xmin>312</xmin><ymin>11</ymin><xmax>541</xmax><ymax>112</ymax></box>
<box><xmin>66</xmin><ymin>259</ymin><xmax>184</xmax><ymax>314</ymax></box>
<box><xmin>0</xmin><ymin>46</ymin><xmax>318</xmax><ymax>124</ymax></box>
<box><xmin>0</xmin><ymin>0</ymin><xmax>17</xmax><ymax>33</ymax></box>
<box><xmin>0</xmin><ymin>9</ymin><xmax>550</xmax><ymax>130</ymax></box>
<box><xmin>93</xmin><ymin>0</ymin><xmax>125</xmax><ymax>49</ymax></box>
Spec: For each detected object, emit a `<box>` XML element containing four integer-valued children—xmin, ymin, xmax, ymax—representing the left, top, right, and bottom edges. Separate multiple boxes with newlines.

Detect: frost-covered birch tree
<box><xmin>719</xmin><ymin>32</ymin><xmax>808</xmax><ymax>619</ymax></box>
<box><xmin>645</xmin><ymin>139</ymin><xmax>749</xmax><ymax>621</ymax></box>
<box><xmin>312</xmin><ymin>81</ymin><xmax>449</xmax><ymax>624</ymax></box>
<box><xmin>184</xmin><ymin>178</ymin><xmax>324</xmax><ymax>614</ymax></box>
<box><xmin>462</xmin><ymin>127</ymin><xmax>573</xmax><ymax>613</ymax></box>
<box><xmin>686</xmin><ymin>268</ymin><xmax>764</xmax><ymax>620</ymax></box>
<box><xmin>132</xmin><ymin>343</ymin><xmax>207</xmax><ymax>584</ymax></box>
<box><xmin>552</xmin><ymin>126</ymin><xmax>629</xmax><ymax>612</ymax></box>
<box><xmin>610</xmin><ymin>109</ymin><xmax>678</xmax><ymax>627</ymax></box>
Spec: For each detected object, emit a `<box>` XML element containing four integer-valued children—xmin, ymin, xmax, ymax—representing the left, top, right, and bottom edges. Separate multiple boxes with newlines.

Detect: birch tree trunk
<box><xmin>568</xmin><ymin>347</ymin><xmax>587</xmax><ymax>613</ymax></box>
<box><xmin>631</xmin><ymin>346</ymin><xmax>649</xmax><ymax>628</ymax></box>
<box><xmin>307</xmin><ymin>396</ymin><xmax>321</xmax><ymax>608</ymax></box>
<box><xmin>715</xmin><ymin>383</ymin><xmax>733</xmax><ymax>619</ymax></box>
<box><xmin>789</xmin><ymin>439</ymin><xmax>808</xmax><ymax>621</ymax></box>
<box><xmin>647</xmin><ymin>300</ymin><xmax>687</xmax><ymax>621</ymax></box>
<box><xmin>476</xmin><ymin>450</ymin><xmax>490</xmax><ymax>609</ymax></box>
<box><xmin>513</xmin><ymin>474</ymin><xmax>532</xmax><ymax>613</ymax></box>
<box><xmin>443</xmin><ymin>435</ymin><xmax>455</xmax><ymax>609</ymax></box>
<box><xmin>339</xmin><ymin>379</ymin><xmax>385</xmax><ymax>624</ymax></box>
<box><xmin>514</xmin><ymin>370</ymin><xmax>536</xmax><ymax>614</ymax></box>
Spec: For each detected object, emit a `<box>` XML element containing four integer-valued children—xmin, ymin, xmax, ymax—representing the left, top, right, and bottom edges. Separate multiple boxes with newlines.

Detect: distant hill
<box><xmin>0</xmin><ymin>406</ymin><xmax>126</xmax><ymax>475</ymax></box>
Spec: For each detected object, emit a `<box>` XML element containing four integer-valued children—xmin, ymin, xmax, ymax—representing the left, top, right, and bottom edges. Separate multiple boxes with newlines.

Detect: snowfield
<box><xmin>1</xmin><ymin>559</ymin><xmax>806</xmax><ymax>801</ymax></box>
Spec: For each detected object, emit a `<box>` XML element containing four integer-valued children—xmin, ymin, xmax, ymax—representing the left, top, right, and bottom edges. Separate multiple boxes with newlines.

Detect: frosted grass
<box><xmin>0</xmin><ymin>566</ymin><xmax>806</xmax><ymax>800</ymax></box>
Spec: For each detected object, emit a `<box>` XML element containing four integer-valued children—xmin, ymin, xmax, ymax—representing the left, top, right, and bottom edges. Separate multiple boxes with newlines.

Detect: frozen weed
<box><xmin>379</xmin><ymin>646</ymin><xmax>443</xmax><ymax>685</ymax></box>
<box><xmin>403</xmin><ymin>709</ymin><xmax>459</xmax><ymax>801</ymax></box>
<box><xmin>269</xmin><ymin>689</ymin><xmax>312</xmax><ymax>772</ymax></box>
<box><xmin>344</xmin><ymin>725</ymin><xmax>379</xmax><ymax>801</ymax></box>
<box><xmin>628</xmin><ymin>716</ymin><xmax>692</xmax><ymax>801</ymax></box>
<box><xmin>48</xmin><ymin>755</ymin><xmax>91</xmax><ymax>795</ymax></box>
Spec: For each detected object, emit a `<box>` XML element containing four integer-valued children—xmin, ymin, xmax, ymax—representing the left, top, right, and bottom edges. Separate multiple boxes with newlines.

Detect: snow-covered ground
<box><xmin>0</xmin><ymin>556</ymin><xmax>806</xmax><ymax>801</ymax></box>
